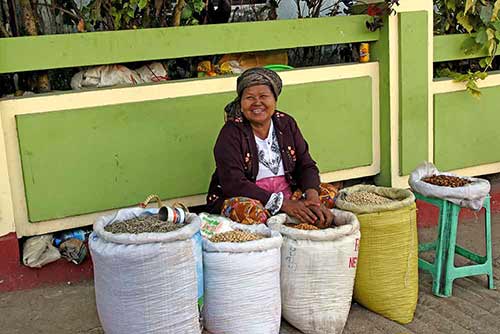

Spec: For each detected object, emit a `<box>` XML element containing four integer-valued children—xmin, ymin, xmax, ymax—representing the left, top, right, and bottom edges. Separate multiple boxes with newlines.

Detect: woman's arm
<box><xmin>214</xmin><ymin>124</ymin><xmax>272</xmax><ymax>205</ymax></box>
<box><xmin>289</xmin><ymin>117</ymin><xmax>321</xmax><ymax>193</ymax></box>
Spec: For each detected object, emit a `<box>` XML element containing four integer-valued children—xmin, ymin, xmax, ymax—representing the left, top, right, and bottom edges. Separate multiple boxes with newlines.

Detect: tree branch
<box><xmin>173</xmin><ymin>0</ymin><xmax>186</xmax><ymax>26</ymax></box>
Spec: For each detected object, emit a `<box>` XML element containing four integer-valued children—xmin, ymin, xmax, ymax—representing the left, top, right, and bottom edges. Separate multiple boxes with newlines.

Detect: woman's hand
<box><xmin>281</xmin><ymin>199</ymin><xmax>318</xmax><ymax>225</ymax></box>
<box><xmin>308</xmin><ymin>205</ymin><xmax>334</xmax><ymax>229</ymax></box>
<box><xmin>303</xmin><ymin>188</ymin><xmax>321</xmax><ymax>207</ymax></box>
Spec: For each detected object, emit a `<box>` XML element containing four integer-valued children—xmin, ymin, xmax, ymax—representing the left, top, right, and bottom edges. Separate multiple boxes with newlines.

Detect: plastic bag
<box><xmin>199</xmin><ymin>212</ymin><xmax>233</xmax><ymax>238</ymax></box>
<box><xmin>90</xmin><ymin>208</ymin><xmax>202</xmax><ymax>334</ymax></box>
<box><xmin>135</xmin><ymin>62</ymin><xmax>169</xmax><ymax>83</ymax></box>
<box><xmin>202</xmin><ymin>223</ymin><xmax>282</xmax><ymax>334</ymax></box>
<box><xmin>22</xmin><ymin>234</ymin><xmax>61</xmax><ymax>268</ymax></box>
<box><xmin>267</xmin><ymin>210</ymin><xmax>360</xmax><ymax>334</ymax></box>
<box><xmin>71</xmin><ymin>65</ymin><xmax>143</xmax><ymax>90</ymax></box>
<box><xmin>409</xmin><ymin>162</ymin><xmax>490</xmax><ymax>211</ymax></box>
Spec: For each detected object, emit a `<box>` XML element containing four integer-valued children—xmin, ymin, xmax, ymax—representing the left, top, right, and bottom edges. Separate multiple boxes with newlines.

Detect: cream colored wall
<box><xmin>389</xmin><ymin>0</ymin><xmax>434</xmax><ymax>189</ymax></box>
<box><xmin>0</xmin><ymin>63</ymin><xmax>380</xmax><ymax>237</ymax></box>
<box><xmin>0</xmin><ymin>114</ymin><xmax>15</xmax><ymax>236</ymax></box>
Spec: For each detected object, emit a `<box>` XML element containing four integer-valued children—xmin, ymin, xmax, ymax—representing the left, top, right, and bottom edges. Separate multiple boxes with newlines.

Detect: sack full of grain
<box><xmin>335</xmin><ymin>185</ymin><xmax>418</xmax><ymax>324</ymax></box>
<box><xmin>202</xmin><ymin>222</ymin><xmax>282</xmax><ymax>334</ymax></box>
<box><xmin>267</xmin><ymin>209</ymin><xmax>360</xmax><ymax>334</ymax></box>
<box><xmin>89</xmin><ymin>207</ymin><xmax>203</xmax><ymax>334</ymax></box>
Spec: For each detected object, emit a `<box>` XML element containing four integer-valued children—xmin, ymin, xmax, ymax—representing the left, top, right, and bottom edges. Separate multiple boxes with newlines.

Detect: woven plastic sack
<box><xmin>335</xmin><ymin>184</ymin><xmax>415</xmax><ymax>213</ymax></box>
<box><xmin>409</xmin><ymin>161</ymin><xmax>490</xmax><ymax>211</ymax></box>
<box><xmin>267</xmin><ymin>209</ymin><xmax>360</xmax><ymax>334</ymax></box>
<box><xmin>202</xmin><ymin>223</ymin><xmax>282</xmax><ymax>334</ymax></box>
<box><xmin>335</xmin><ymin>185</ymin><xmax>418</xmax><ymax>324</ymax></box>
<box><xmin>89</xmin><ymin>208</ymin><xmax>202</xmax><ymax>334</ymax></box>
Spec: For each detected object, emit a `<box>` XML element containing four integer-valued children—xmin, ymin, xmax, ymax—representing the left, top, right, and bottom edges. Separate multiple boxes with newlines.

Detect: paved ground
<box><xmin>1</xmin><ymin>213</ymin><xmax>499</xmax><ymax>334</ymax></box>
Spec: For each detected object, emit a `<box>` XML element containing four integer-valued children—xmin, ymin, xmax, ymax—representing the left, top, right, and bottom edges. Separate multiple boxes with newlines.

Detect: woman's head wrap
<box><xmin>224</xmin><ymin>67</ymin><xmax>283</xmax><ymax>121</ymax></box>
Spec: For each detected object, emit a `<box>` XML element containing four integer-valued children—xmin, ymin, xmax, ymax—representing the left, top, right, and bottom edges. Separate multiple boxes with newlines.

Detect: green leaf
<box><xmin>488</xmin><ymin>38</ymin><xmax>497</xmax><ymax>56</ymax></box>
<box><xmin>475</xmin><ymin>71</ymin><xmax>488</xmax><ymax>80</ymax></box>
<box><xmin>445</xmin><ymin>0</ymin><xmax>456</xmax><ymax>11</ymax></box>
<box><xmin>127</xmin><ymin>8</ymin><xmax>135</xmax><ymax>17</ymax></box>
<box><xmin>479</xmin><ymin>57</ymin><xmax>490</xmax><ymax>67</ymax></box>
<box><xmin>437</xmin><ymin>68</ymin><xmax>452</xmax><ymax>78</ymax></box>
<box><xmin>457</xmin><ymin>12</ymin><xmax>474</xmax><ymax>32</ymax></box>
<box><xmin>496</xmin><ymin>29</ymin><xmax>500</xmax><ymax>39</ymax></box>
<box><xmin>480</xmin><ymin>4</ymin><xmax>493</xmax><ymax>24</ymax></box>
<box><xmin>113</xmin><ymin>12</ymin><xmax>122</xmax><ymax>29</ymax></box>
<box><xmin>492</xmin><ymin>21</ymin><xmax>500</xmax><ymax>31</ymax></box>
<box><xmin>181</xmin><ymin>6</ymin><xmax>193</xmax><ymax>20</ymax></box>
<box><xmin>461</xmin><ymin>36</ymin><xmax>481</xmax><ymax>54</ymax></box>
<box><xmin>493</xmin><ymin>0</ymin><xmax>500</xmax><ymax>20</ymax></box>
<box><xmin>487</xmin><ymin>27</ymin><xmax>496</xmax><ymax>40</ymax></box>
<box><xmin>465</xmin><ymin>0</ymin><xmax>477</xmax><ymax>14</ymax></box>
<box><xmin>476</xmin><ymin>27</ymin><xmax>489</xmax><ymax>44</ymax></box>
<box><xmin>191</xmin><ymin>0</ymin><xmax>205</xmax><ymax>13</ymax></box>
<box><xmin>138</xmin><ymin>0</ymin><xmax>147</xmax><ymax>10</ymax></box>
<box><xmin>466</xmin><ymin>78</ymin><xmax>479</xmax><ymax>90</ymax></box>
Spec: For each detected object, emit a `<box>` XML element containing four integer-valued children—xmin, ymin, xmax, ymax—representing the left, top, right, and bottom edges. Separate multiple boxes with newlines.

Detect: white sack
<box><xmin>267</xmin><ymin>210</ymin><xmax>360</xmax><ymax>334</ymax></box>
<box><xmin>202</xmin><ymin>222</ymin><xmax>282</xmax><ymax>334</ymax></box>
<box><xmin>89</xmin><ymin>208</ymin><xmax>202</xmax><ymax>334</ymax></box>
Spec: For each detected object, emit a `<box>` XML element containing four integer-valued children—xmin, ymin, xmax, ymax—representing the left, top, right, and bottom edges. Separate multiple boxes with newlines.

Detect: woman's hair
<box><xmin>225</xmin><ymin>67</ymin><xmax>283</xmax><ymax>121</ymax></box>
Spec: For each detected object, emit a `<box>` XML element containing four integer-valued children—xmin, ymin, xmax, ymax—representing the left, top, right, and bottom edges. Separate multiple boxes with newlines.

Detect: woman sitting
<box><xmin>206</xmin><ymin>67</ymin><xmax>335</xmax><ymax>227</ymax></box>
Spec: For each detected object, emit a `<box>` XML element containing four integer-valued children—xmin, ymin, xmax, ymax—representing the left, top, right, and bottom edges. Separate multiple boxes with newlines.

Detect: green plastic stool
<box><xmin>416</xmin><ymin>193</ymin><xmax>495</xmax><ymax>297</ymax></box>
<box><xmin>263</xmin><ymin>64</ymin><xmax>294</xmax><ymax>72</ymax></box>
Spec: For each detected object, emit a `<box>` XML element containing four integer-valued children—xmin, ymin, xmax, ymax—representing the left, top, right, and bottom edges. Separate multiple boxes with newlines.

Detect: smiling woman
<box><xmin>206</xmin><ymin>67</ymin><xmax>335</xmax><ymax>227</ymax></box>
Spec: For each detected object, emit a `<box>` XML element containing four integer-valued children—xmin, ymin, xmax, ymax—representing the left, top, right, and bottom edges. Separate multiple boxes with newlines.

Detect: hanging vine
<box><xmin>435</xmin><ymin>0</ymin><xmax>500</xmax><ymax>97</ymax></box>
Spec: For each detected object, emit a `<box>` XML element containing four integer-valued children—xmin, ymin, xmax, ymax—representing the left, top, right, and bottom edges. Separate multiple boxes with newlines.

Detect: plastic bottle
<box><xmin>54</xmin><ymin>229</ymin><xmax>91</xmax><ymax>247</ymax></box>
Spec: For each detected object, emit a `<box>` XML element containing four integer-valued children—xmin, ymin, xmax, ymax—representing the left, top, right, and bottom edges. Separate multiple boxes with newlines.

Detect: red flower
<box><xmin>367</xmin><ymin>4</ymin><xmax>383</xmax><ymax>17</ymax></box>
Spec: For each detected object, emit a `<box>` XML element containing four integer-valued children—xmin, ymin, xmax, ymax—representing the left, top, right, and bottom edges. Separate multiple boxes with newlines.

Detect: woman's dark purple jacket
<box><xmin>206</xmin><ymin>111</ymin><xmax>320</xmax><ymax>213</ymax></box>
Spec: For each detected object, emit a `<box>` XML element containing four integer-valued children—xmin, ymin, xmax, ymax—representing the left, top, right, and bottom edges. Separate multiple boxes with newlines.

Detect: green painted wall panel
<box><xmin>372</xmin><ymin>17</ymin><xmax>392</xmax><ymax>186</ymax></box>
<box><xmin>434</xmin><ymin>86</ymin><xmax>500</xmax><ymax>171</ymax></box>
<box><xmin>398</xmin><ymin>11</ymin><xmax>429</xmax><ymax>175</ymax></box>
<box><xmin>17</xmin><ymin>77</ymin><xmax>374</xmax><ymax>222</ymax></box>
<box><xmin>0</xmin><ymin>16</ymin><xmax>378</xmax><ymax>74</ymax></box>
<box><xmin>434</xmin><ymin>34</ymin><xmax>500</xmax><ymax>62</ymax></box>
<box><xmin>279</xmin><ymin>77</ymin><xmax>373</xmax><ymax>171</ymax></box>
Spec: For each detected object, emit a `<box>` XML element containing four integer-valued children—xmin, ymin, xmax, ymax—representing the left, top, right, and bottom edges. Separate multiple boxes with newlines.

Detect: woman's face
<box><xmin>240</xmin><ymin>85</ymin><xmax>276</xmax><ymax>126</ymax></box>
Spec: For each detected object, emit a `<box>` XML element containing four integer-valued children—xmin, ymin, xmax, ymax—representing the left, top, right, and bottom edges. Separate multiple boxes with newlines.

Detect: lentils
<box><xmin>210</xmin><ymin>230</ymin><xmax>266</xmax><ymax>243</ymax></box>
<box><xmin>422</xmin><ymin>175</ymin><xmax>471</xmax><ymax>188</ymax></box>
<box><xmin>344</xmin><ymin>191</ymin><xmax>394</xmax><ymax>205</ymax></box>
<box><xmin>104</xmin><ymin>214</ymin><xmax>184</xmax><ymax>234</ymax></box>
<box><xmin>285</xmin><ymin>223</ymin><xmax>319</xmax><ymax>230</ymax></box>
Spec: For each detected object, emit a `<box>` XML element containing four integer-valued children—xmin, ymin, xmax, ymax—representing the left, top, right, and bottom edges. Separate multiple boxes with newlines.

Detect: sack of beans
<box><xmin>409</xmin><ymin>161</ymin><xmax>490</xmax><ymax>210</ymax></box>
<box><xmin>267</xmin><ymin>210</ymin><xmax>360</xmax><ymax>334</ymax></box>
<box><xmin>89</xmin><ymin>207</ymin><xmax>203</xmax><ymax>334</ymax></box>
<box><xmin>335</xmin><ymin>185</ymin><xmax>417</xmax><ymax>324</ymax></box>
<box><xmin>202</xmin><ymin>222</ymin><xmax>282</xmax><ymax>334</ymax></box>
